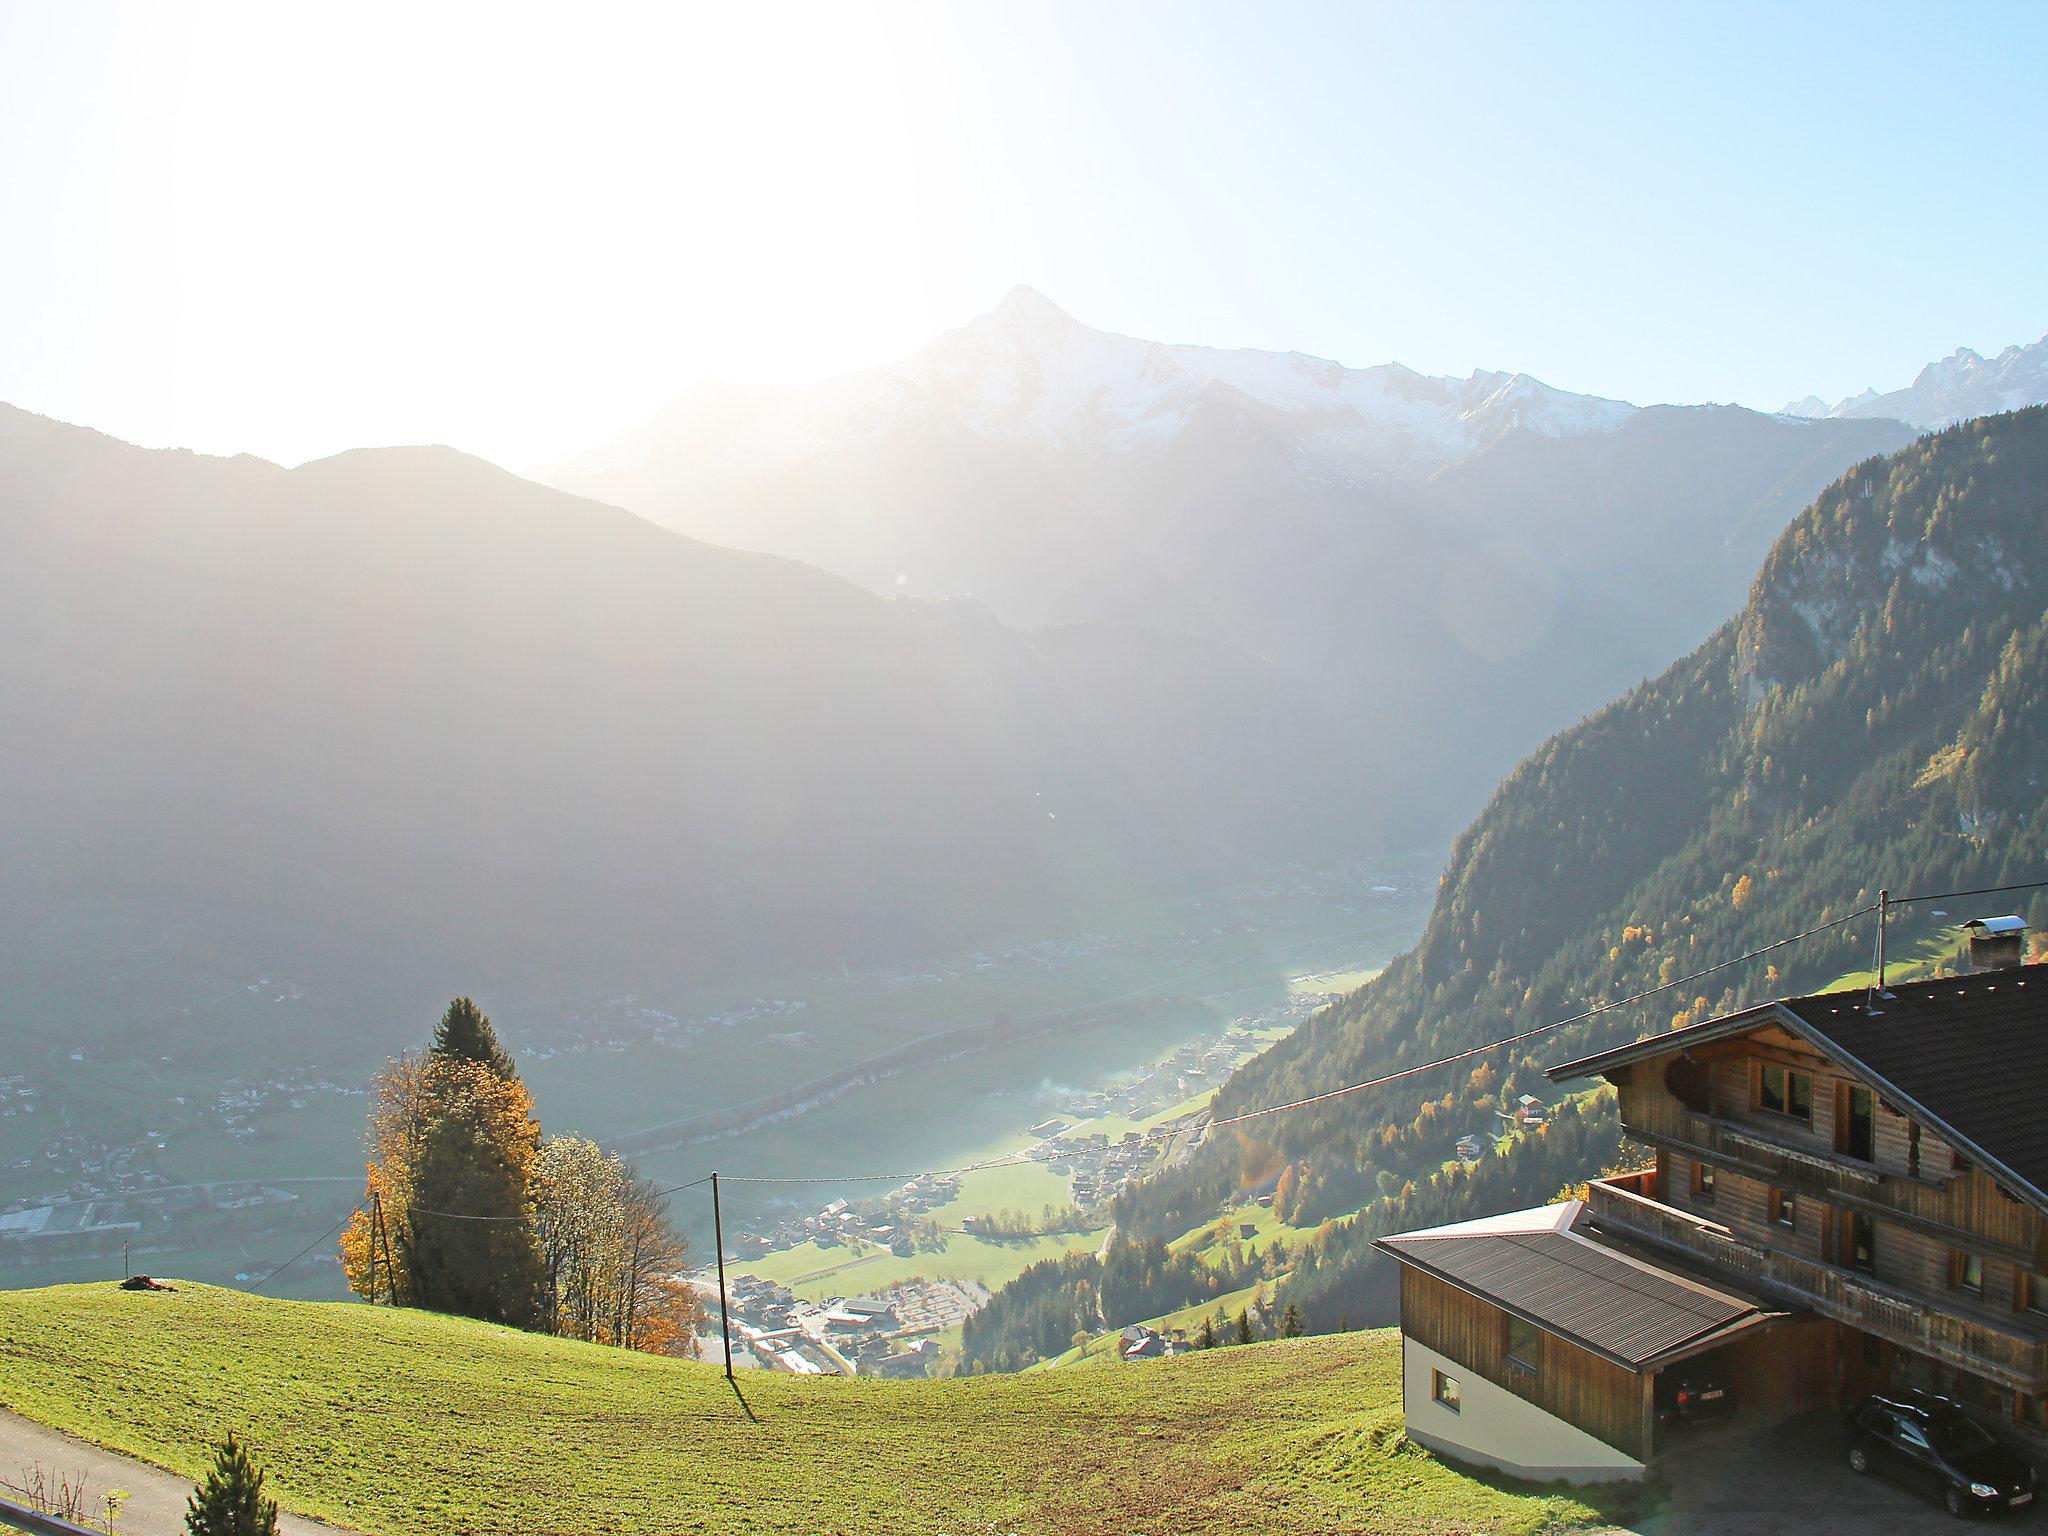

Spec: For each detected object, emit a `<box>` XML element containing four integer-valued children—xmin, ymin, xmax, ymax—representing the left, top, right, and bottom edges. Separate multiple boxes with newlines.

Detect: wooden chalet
<box><xmin>1376</xmin><ymin>939</ymin><xmax>2048</xmax><ymax>1483</ymax></box>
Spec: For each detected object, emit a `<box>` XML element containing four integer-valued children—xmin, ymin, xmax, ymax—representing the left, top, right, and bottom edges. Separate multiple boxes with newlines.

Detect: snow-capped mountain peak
<box><xmin>543</xmin><ymin>288</ymin><xmax>1643</xmax><ymax>495</ymax></box>
<box><xmin>1782</xmin><ymin>332</ymin><xmax>2048</xmax><ymax>430</ymax></box>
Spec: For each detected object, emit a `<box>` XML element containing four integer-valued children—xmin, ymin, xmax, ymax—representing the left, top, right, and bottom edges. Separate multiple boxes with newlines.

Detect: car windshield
<box><xmin>1929</xmin><ymin>1417</ymin><xmax>1998</xmax><ymax>1458</ymax></box>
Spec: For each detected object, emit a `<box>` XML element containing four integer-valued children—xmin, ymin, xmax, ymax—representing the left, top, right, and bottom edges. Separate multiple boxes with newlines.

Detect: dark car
<box><xmin>1656</xmin><ymin>1367</ymin><xmax>1737</xmax><ymax>1426</ymax></box>
<box><xmin>1847</xmin><ymin>1390</ymin><xmax>2037</xmax><ymax>1517</ymax></box>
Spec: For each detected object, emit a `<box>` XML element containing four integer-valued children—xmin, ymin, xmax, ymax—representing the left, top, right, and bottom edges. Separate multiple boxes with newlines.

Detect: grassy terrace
<box><xmin>0</xmin><ymin>1283</ymin><xmax>1639</xmax><ymax>1536</ymax></box>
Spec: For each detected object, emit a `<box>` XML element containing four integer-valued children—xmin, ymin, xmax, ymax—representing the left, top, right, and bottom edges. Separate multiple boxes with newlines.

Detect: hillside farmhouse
<box><xmin>1377</xmin><ymin>934</ymin><xmax>2048</xmax><ymax>1483</ymax></box>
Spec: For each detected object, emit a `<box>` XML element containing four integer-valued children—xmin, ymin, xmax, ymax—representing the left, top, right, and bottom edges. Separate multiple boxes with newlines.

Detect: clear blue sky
<box><xmin>2</xmin><ymin>0</ymin><xmax>2043</xmax><ymax>467</ymax></box>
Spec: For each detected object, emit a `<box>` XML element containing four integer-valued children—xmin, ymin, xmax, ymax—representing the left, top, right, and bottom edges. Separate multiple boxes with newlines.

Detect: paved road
<box><xmin>0</xmin><ymin>1409</ymin><xmax>353</xmax><ymax>1536</ymax></box>
<box><xmin>1610</xmin><ymin>1411</ymin><xmax>1988</xmax><ymax>1536</ymax></box>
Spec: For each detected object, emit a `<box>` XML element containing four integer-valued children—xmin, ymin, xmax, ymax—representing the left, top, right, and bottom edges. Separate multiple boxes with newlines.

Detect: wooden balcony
<box><xmin>1585</xmin><ymin>1173</ymin><xmax>2048</xmax><ymax>1394</ymax></box>
<box><xmin>1619</xmin><ymin>1087</ymin><xmax>2043</xmax><ymax>1266</ymax></box>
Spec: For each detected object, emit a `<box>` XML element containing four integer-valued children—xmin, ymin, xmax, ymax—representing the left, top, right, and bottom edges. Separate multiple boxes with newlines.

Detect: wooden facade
<box><xmin>1398</xmin><ymin>1265</ymin><xmax>1654</xmax><ymax>1459</ymax></box>
<box><xmin>1591</xmin><ymin>1023</ymin><xmax>2048</xmax><ymax>1434</ymax></box>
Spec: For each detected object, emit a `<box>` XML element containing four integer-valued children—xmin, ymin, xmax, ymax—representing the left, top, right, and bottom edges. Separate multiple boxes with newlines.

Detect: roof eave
<box><xmin>1545</xmin><ymin>1004</ymin><xmax>1779</xmax><ymax>1085</ymax></box>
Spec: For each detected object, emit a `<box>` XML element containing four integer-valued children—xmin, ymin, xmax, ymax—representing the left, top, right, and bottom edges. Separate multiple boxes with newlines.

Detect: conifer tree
<box><xmin>1195</xmin><ymin>1314</ymin><xmax>1216</xmax><ymax>1350</ymax></box>
<box><xmin>1279</xmin><ymin>1300</ymin><xmax>1305</xmax><ymax>1337</ymax></box>
<box><xmin>184</xmin><ymin>1433</ymin><xmax>279</xmax><ymax>1536</ymax></box>
<box><xmin>1233</xmin><ymin>1308</ymin><xmax>1254</xmax><ymax>1346</ymax></box>
<box><xmin>430</xmin><ymin>996</ymin><xmax>516</xmax><ymax>1079</ymax></box>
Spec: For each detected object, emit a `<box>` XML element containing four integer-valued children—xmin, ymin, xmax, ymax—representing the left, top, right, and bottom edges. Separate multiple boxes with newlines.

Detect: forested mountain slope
<box><xmin>1025</xmin><ymin>407</ymin><xmax>2048</xmax><ymax>1352</ymax></box>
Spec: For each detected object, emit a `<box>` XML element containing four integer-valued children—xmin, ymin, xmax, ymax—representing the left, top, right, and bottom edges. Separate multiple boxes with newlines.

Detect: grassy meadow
<box><xmin>0</xmin><ymin>1282</ymin><xmax>1644</xmax><ymax>1536</ymax></box>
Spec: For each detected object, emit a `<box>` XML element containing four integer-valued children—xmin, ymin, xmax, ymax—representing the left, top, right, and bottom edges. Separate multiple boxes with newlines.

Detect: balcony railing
<box><xmin>1585</xmin><ymin>1174</ymin><xmax>2048</xmax><ymax>1394</ymax></box>
<box><xmin>1620</xmin><ymin>1088</ymin><xmax>2044</xmax><ymax>1266</ymax></box>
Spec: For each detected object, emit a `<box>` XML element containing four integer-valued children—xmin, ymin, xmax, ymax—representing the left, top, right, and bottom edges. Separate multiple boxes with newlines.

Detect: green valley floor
<box><xmin>0</xmin><ymin>1283</ymin><xmax>1641</xmax><ymax>1536</ymax></box>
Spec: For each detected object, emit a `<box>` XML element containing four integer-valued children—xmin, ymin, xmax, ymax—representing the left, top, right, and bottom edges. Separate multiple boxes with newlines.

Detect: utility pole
<box><xmin>712</xmin><ymin>1172</ymin><xmax>733</xmax><ymax>1379</ymax></box>
<box><xmin>370</xmin><ymin>1189</ymin><xmax>397</xmax><ymax>1306</ymax></box>
<box><xmin>1877</xmin><ymin>888</ymin><xmax>1890</xmax><ymax>993</ymax></box>
<box><xmin>1867</xmin><ymin>888</ymin><xmax>1892</xmax><ymax>1015</ymax></box>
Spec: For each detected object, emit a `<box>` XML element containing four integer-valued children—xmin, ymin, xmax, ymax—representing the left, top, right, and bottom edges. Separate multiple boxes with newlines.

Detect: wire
<box><xmin>1891</xmin><ymin>878</ymin><xmax>2048</xmax><ymax>908</ymax></box>
<box><xmin>406</xmin><ymin>1171</ymin><xmax>721</xmax><ymax>1223</ymax></box>
<box><xmin>247</xmin><ymin>1206</ymin><xmax>360</xmax><ymax>1292</ymax></box>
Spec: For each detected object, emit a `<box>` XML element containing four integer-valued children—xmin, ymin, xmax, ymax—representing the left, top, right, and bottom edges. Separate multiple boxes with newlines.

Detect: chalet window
<box><xmin>1758</xmin><ymin>1064</ymin><xmax>1813</xmax><ymax>1122</ymax></box>
<box><xmin>1951</xmin><ymin>1250</ymin><xmax>1985</xmax><ymax>1294</ymax></box>
<box><xmin>1432</xmin><ymin>1369</ymin><xmax>1461</xmax><ymax>1412</ymax></box>
<box><xmin>1693</xmin><ymin>1162</ymin><xmax>1717</xmax><ymax>1203</ymax></box>
<box><xmin>1769</xmin><ymin>1187</ymin><xmax>1796</xmax><ymax>1228</ymax></box>
<box><xmin>1847</xmin><ymin>1212</ymin><xmax>1877</xmax><ymax>1275</ymax></box>
<box><xmin>1837</xmin><ymin>1084</ymin><xmax>1875</xmax><ymax>1161</ymax></box>
<box><xmin>1505</xmin><ymin>1317</ymin><xmax>1541</xmax><ymax>1375</ymax></box>
<box><xmin>2025</xmin><ymin>1275</ymin><xmax>2048</xmax><ymax>1317</ymax></box>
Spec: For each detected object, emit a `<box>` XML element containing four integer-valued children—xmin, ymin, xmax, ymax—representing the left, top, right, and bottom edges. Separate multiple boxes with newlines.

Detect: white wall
<box><xmin>1401</xmin><ymin>1336</ymin><xmax>1646</xmax><ymax>1484</ymax></box>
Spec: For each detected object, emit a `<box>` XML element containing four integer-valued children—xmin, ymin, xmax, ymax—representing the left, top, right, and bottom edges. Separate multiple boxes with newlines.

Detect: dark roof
<box><xmin>1785</xmin><ymin>967</ymin><xmax>2048</xmax><ymax>1208</ymax></box>
<box><xmin>1548</xmin><ymin>962</ymin><xmax>2048</xmax><ymax>1213</ymax></box>
<box><xmin>1374</xmin><ymin>1202</ymin><xmax>1783</xmax><ymax>1371</ymax></box>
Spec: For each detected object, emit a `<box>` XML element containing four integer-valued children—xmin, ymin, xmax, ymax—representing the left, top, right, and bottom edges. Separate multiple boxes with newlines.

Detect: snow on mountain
<box><xmin>1781</xmin><ymin>334</ymin><xmax>2048</xmax><ymax>430</ymax></box>
<box><xmin>548</xmin><ymin>286</ymin><xmax>1638</xmax><ymax>487</ymax></box>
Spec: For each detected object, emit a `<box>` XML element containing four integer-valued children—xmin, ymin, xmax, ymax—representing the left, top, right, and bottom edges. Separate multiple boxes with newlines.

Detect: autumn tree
<box><xmin>533</xmin><ymin>1136</ymin><xmax>697</xmax><ymax>1351</ymax></box>
<box><xmin>400</xmin><ymin>1056</ymin><xmax>545</xmax><ymax>1327</ymax></box>
<box><xmin>342</xmin><ymin>998</ymin><xmax>544</xmax><ymax>1328</ymax></box>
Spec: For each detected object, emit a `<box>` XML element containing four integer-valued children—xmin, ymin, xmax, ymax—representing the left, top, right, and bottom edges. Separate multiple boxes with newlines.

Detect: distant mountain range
<box><xmin>0</xmin><ymin>403</ymin><xmax>1376</xmax><ymax>1062</ymax></box>
<box><xmin>1784</xmin><ymin>333</ymin><xmax>2048</xmax><ymax>429</ymax></box>
<box><xmin>543</xmin><ymin>289</ymin><xmax>1911</xmax><ymax>829</ymax></box>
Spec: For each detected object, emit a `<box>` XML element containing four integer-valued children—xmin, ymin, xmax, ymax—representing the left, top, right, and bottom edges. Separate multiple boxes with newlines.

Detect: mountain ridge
<box><xmin>1783</xmin><ymin>332</ymin><xmax>2048</xmax><ymax>429</ymax></box>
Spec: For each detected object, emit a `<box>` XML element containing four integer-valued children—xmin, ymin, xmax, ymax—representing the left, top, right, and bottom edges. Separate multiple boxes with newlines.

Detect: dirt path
<box><xmin>0</xmin><ymin>1408</ymin><xmax>357</xmax><ymax>1536</ymax></box>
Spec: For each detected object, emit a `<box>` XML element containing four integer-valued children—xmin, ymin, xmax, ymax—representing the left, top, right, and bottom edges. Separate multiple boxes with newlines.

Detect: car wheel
<box><xmin>1848</xmin><ymin>1445</ymin><xmax>1870</xmax><ymax>1475</ymax></box>
<box><xmin>1946</xmin><ymin>1485</ymin><xmax>1967</xmax><ymax>1519</ymax></box>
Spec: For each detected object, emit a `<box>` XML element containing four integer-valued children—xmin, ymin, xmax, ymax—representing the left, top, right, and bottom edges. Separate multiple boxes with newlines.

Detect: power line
<box><xmin>1890</xmin><ymin>878</ymin><xmax>2048</xmax><ymax>908</ymax></box>
<box><xmin>406</xmin><ymin>1172</ymin><xmax>718</xmax><ymax>1224</ymax></box>
<box><xmin>247</xmin><ymin>1206</ymin><xmax>360</xmax><ymax>1292</ymax></box>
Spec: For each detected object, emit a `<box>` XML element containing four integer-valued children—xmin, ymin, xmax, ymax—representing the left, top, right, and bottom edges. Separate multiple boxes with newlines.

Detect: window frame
<box><xmin>1951</xmin><ymin>1249</ymin><xmax>1985</xmax><ymax>1294</ymax></box>
<box><xmin>1847</xmin><ymin>1211</ymin><xmax>1877</xmax><ymax>1275</ymax></box>
<box><xmin>1505</xmin><ymin>1315</ymin><xmax>1541</xmax><ymax>1376</ymax></box>
<box><xmin>2025</xmin><ymin>1274</ymin><xmax>2048</xmax><ymax>1317</ymax></box>
<box><xmin>1431</xmin><ymin>1368</ymin><xmax>1461</xmax><ymax>1412</ymax></box>
<box><xmin>1693</xmin><ymin>1161</ymin><xmax>1717</xmax><ymax>1204</ymax></box>
<box><xmin>1769</xmin><ymin>1187</ymin><xmax>1796</xmax><ymax>1228</ymax></box>
<box><xmin>1757</xmin><ymin>1062</ymin><xmax>1814</xmax><ymax>1123</ymax></box>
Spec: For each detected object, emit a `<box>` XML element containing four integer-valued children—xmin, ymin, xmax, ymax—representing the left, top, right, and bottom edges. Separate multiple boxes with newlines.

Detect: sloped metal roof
<box><xmin>1375</xmin><ymin>1201</ymin><xmax>1781</xmax><ymax>1371</ymax></box>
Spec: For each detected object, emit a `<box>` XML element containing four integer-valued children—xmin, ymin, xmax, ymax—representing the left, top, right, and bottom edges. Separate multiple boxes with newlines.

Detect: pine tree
<box><xmin>430</xmin><ymin>996</ymin><xmax>516</xmax><ymax>1079</ymax></box>
<box><xmin>184</xmin><ymin>1433</ymin><xmax>279</xmax><ymax>1536</ymax></box>
<box><xmin>401</xmin><ymin>1058</ymin><xmax>546</xmax><ymax>1327</ymax></box>
<box><xmin>1233</xmin><ymin>1308</ymin><xmax>1253</xmax><ymax>1346</ymax></box>
<box><xmin>1279</xmin><ymin>1300</ymin><xmax>1304</xmax><ymax>1337</ymax></box>
<box><xmin>1195</xmin><ymin>1315</ymin><xmax>1215</xmax><ymax>1349</ymax></box>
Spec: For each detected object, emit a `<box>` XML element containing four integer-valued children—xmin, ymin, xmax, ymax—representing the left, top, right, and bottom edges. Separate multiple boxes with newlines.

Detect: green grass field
<box><xmin>0</xmin><ymin>1282</ymin><xmax>1643</xmax><ymax>1536</ymax></box>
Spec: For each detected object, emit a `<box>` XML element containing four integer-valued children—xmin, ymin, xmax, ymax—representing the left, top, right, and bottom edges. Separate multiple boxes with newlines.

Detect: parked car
<box><xmin>1656</xmin><ymin>1367</ymin><xmax>1737</xmax><ymax>1426</ymax></box>
<box><xmin>1847</xmin><ymin>1390</ymin><xmax>2038</xmax><ymax>1517</ymax></box>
